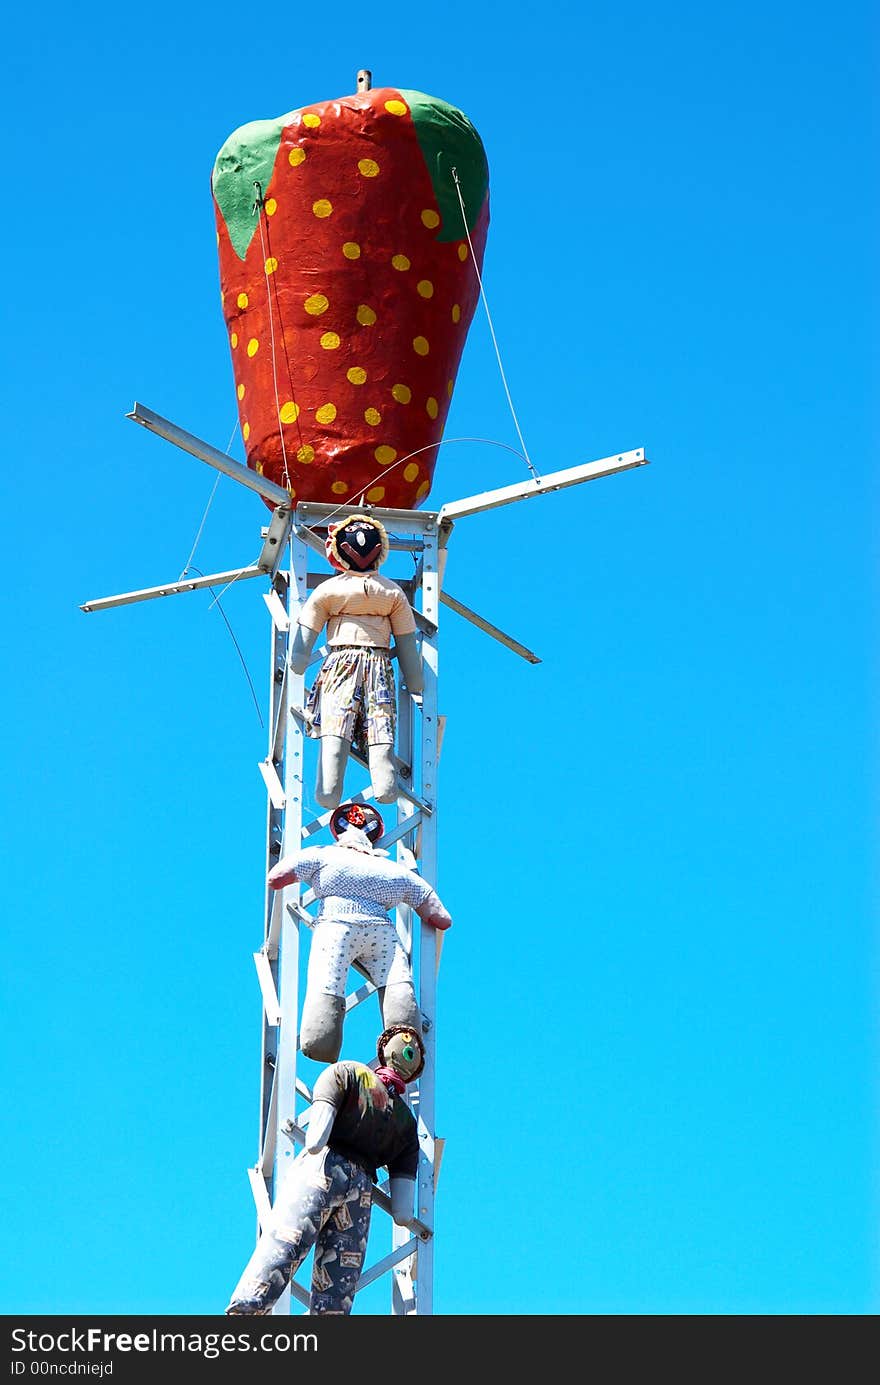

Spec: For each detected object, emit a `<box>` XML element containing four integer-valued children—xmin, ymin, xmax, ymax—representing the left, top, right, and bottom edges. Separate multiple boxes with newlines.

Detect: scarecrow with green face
<box><xmin>226</xmin><ymin>1026</ymin><xmax>426</xmax><ymax>1317</ymax></box>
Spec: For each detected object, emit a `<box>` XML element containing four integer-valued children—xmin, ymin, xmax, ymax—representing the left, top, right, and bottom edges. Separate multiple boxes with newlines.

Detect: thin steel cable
<box><xmin>297</xmin><ymin>434</ymin><xmax>531</xmax><ymax>541</ymax></box>
<box><xmin>451</xmin><ymin>166</ymin><xmax>539</xmax><ymax>480</ymax></box>
<box><xmin>188</xmin><ymin>563</ymin><xmax>264</xmax><ymax>728</ymax></box>
<box><xmin>178</xmin><ymin>420</ymin><xmax>239</xmax><ymax>580</ymax></box>
<box><xmin>254</xmin><ymin>183</ymin><xmax>293</xmax><ymax>491</ymax></box>
<box><xmin>206</xmin><ymin>555</ymin><xmax>264</xmax><ymax>611</ymax></box>
<box><xmin>177</xmin><ymin>422</ymin><xmax>263</xmax><ymax>727</ymax></box>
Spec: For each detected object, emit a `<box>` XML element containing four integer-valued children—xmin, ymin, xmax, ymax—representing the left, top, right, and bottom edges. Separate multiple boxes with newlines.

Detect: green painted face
<box><xmin>382</xmin><ymin>1030</ymin><xmax>424</xmax><ymax>1082</ymax></box>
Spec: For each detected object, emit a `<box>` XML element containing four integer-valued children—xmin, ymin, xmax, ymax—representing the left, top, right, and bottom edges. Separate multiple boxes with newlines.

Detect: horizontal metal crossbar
<box><xmin>80</xmin><ymin>565</ymin><xmax>265</xmax><ymax>613</ymax></box>
<box><xmin>437</xmin><ymin>447</ymin><xmax>648</xmax><ymax>521</ymax></box>
<box><xmin>296</xmin><ymin>502</ymin><xmax>441</xmax><ymax>530</ymax></box>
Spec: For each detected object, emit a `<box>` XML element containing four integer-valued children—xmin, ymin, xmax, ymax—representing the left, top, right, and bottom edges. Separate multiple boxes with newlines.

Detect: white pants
<box><xmin>307</xmin><ymin>918</ymin><xmax>413</xmax><ymax>997</ymax></box>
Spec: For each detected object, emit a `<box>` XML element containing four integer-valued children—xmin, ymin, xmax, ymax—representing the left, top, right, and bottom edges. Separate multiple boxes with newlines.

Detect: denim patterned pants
<box><xmin>226</xmin><ymin>1147</ymin><xmax>373</xmax><ymax>1316</ymax></box>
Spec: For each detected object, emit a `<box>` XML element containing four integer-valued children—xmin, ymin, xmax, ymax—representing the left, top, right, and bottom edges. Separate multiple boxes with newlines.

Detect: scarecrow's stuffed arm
<box><xmin>414</xmin><ymin>888</ymin><xmax>453</xmax><ymax>931</ymax></box>
<box><xmin>389</xmin><ymin>1176</ymin><xmax>415</xmax><ymax>1226</ymax></box>
<box><xmin>304</xmin><ymin>1099</ymin><xmax>336</xmax><ymax>1154</ymax></box>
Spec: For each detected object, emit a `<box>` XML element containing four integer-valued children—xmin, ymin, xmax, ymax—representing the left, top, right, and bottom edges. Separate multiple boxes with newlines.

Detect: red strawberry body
<box><xmin>212</xmin><ymin>87</ymin><xmax>490</xmax><ymax>510</ymax></box>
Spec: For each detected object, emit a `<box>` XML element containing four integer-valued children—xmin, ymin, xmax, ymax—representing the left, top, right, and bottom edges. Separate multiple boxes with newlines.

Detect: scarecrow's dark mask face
<box><xmin>334</xmin><ymin>520</ymin><xmax>384</xmax><ymax>571</ymax></box>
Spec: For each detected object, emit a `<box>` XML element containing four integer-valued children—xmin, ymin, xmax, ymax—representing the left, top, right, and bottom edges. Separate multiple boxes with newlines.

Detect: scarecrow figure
<box><xmin>290</xmin><ymin>514</ymin><xmax>423</xmax><ymax>808</ymax></box>
<box><xmin>225</xmin><ymin>1026</ymin><xmax>426</xmax><ymax>1316</ymax></box>
<box><xmin>269</xmin><ymin>802</ymin><xmax>452</xmax><ymax>1062</ymax></box>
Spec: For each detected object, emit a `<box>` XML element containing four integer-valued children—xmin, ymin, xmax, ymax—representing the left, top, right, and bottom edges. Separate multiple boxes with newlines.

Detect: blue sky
<box><xmin>1</xmin><ymin>0</ymin><xmax>876</xmax><ymax>1316</ymax></box>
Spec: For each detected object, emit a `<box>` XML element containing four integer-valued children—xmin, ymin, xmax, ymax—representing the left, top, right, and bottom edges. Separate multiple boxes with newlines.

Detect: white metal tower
<box><xmin>82</xmin><ymin>401</ymin><xmax>648</xmax><ymax>1314</ymax></box>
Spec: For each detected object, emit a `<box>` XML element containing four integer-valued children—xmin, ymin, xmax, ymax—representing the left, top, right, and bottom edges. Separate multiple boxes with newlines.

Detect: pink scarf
<box><xmin>375</xmin><ymin>1066</ymin><xmax>406</xmax><ymax>1095</ymax></box>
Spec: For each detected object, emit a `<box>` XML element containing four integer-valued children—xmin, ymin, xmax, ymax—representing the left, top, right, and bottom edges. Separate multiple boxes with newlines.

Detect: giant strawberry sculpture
<box><xmin>212</xmin><ymin>86</ymin><xmax>490</xmax><ymax>511</ymax></box>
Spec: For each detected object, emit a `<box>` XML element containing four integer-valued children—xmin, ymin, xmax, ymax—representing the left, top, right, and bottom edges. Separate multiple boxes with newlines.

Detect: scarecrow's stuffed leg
<box><xmin>315</xmin><ymin>735</ymin><xmax>351</xmax><ymax>808</ymax></box>
<box><xmin>368</xmin><ymin>743</ymin><xmax>397</xmax><ymax>803</ymax></box>
<box><xmin>300</xmin><ymin>990</ymin><xmax>346</xmax><ymax>1062</ymax></box>
<box><xmin>225</xmin><ymin>1150</ymin><xmax>332</xmax><ymax>1315</ymax></box>
<box><xmin>378</xmin><ymin>981</ymin><xmax>422</xmax><ymax>1034</ymax></box>
<box><xmin>300</xmin><ymin>923</ymin><xmax>348</xmax><ymax>1061</ymax></box>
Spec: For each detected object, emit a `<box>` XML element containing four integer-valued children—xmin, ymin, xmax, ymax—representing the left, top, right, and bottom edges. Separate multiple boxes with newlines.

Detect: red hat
<box><xmin>329</xmin><ymin>801</ymin><xmax>385</xmax><ymax>845</ymax></box>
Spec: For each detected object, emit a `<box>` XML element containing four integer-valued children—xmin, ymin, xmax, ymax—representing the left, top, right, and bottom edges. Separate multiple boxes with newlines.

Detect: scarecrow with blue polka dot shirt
<box><xmin>269</xmin><ymin>802</ymin><xmax>452</xmax><ymax>1062</ymax></box>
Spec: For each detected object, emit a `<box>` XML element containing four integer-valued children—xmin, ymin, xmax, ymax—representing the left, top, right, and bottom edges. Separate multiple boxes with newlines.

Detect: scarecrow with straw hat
<box><xmin>290</xmin><ymin>512</ymin><xmax>424</xmax><ymax>808</ymax></box>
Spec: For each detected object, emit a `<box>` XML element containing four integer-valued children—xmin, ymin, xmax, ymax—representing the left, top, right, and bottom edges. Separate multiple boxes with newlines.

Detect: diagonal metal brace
<box><xmin>127</xmin><ymin>401</ymin><xmax>291</xmax><ymax>506</ymax></box>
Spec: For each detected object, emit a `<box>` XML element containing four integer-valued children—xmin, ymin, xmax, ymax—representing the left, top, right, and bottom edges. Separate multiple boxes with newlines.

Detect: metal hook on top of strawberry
<box><xmin>211</xmin><ymin>81</ymin><xmax>490</xmax><ymax>511</ymax></box>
